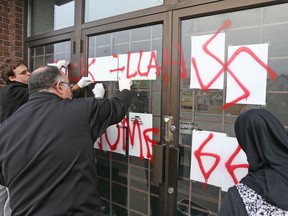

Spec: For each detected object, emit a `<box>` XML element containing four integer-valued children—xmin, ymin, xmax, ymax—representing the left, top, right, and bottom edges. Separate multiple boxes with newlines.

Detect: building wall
<box><xmin>0</xmin><ymin>0</ymin><xmax>24</xmax><ymax>86</ymax></box>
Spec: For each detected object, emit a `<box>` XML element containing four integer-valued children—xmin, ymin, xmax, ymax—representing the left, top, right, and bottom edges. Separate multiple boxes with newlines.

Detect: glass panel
<box><xmin>85</xmin><ymin>0</ymin><xmax>163</xmax><ymax>22</ymax></box>
<box><xmin>30</xmin><ymin>41</ymin><xmax>71</xmax><ymax>71</ymax></box>
<box><xmin>179</xmin><ymin>3</ymin><xmax>288</xmax><ymax>215</ymax></box>
<box><xmin>90</xmin><ymin>24</ymin><xmax>163</xmax><ymax>215</ymax></box>
<box><xmin>28</xmin><ymin>0</ymin><xmax>74</xmax><ymax>36</ymax></box>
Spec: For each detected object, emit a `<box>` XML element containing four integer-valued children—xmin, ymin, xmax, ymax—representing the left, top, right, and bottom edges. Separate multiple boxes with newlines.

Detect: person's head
<box><xmin>234</xmin><ymin>109</ymin><xmax>288</xmax><ymax>172</ymax></box>
<box><xmin>0</xmin><ymin>58</ymin><xmax>30</xmax><ymax>84</ymax></box>
<box><xmin>28</xmin><ymin>66</ymin><xmax>72</xmax><ymax>99</ymax></box>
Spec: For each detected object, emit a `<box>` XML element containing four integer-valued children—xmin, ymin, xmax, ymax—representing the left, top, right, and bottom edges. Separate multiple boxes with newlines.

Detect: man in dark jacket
<box><xmin>0</xmin><ymin>59</ymin><xmax>30</xmax><ymax>123</ymax></box>
<box><xmin>0</xmin><ymin>65</ymin><xmax>132</xmax><ymax>216</ymax></box>
<box><xmin>0</xmin><ymin>58</ymin><xmax>30</xmax><ymax>216</ymax></box>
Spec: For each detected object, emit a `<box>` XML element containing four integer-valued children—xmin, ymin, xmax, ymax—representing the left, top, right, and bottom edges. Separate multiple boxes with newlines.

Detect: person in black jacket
<box><xmin>0</xmin><ymin>59</ymin><xmax>30</xmax><ymax>123</ymax></box>
<box><xmin>0</xmin><ymin>58</ymin><xmax>30</xmax><ymax>216</ymax></box>
<box><xmin>218</xmin><ymin>109</ymin><xmax>288</xmax><ymax>216</ymax></box>
<box><xmin>0</xmin><ymin>65</ymin><xmax>132</xmax><ymax>216</ymax></box>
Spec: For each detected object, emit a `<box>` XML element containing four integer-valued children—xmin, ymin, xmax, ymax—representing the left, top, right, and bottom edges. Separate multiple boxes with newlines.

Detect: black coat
<box><xmin>0</xmin><ymin>90</ymin><xmax>131</xmax><ymax>216</ymax></box>
<box><xmin>0</xmin><ymin>82</ymin><xmax>29</xmax><ymax>123</ymax></box>
<box><xmin>218</xmin><ymin>186</ymin><xmax>248</xmax><ymax>216</ymax></box>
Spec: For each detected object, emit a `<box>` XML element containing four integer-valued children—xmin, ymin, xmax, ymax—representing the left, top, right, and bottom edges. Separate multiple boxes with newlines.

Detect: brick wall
<box><xmin>0</xmin><ymin>0</ymin><xmax>24</xmax><ymax>86</ymax></box>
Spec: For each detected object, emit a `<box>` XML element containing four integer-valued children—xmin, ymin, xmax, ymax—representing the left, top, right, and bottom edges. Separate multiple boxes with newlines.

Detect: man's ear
<box><xmin>54</xmin><ymin>81</ymin><xmax>64</xmax><ymax>95</ymax></box>
<box><xmin>8</xmin><ymin>76</ymin><xmax>16</xmax><ymax>82</ymax></box>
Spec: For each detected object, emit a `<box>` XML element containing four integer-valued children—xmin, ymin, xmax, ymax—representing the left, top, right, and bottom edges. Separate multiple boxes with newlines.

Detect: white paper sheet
<box><xmin>190</xmin><ymin>33</ymin><xmax>225</xmax><ymax>90</ymax></box>
<box><xmin>226</xmin><ymin>43</ymin><xmax>269</xmax><ymax>106</ymax></box>
<box><xmin>93</xmin><ymin>118</ymin><xmax>127</xmax><ymax>155</ymax></box>
<box><xmin>220</xmin><ymin>137</ymin><xmax>248</xmax><ymax>191</ymax></box>
<box><xmin>190</xmin><ymin>130</ymin><xmax>248</xmax><ymax>191</ymax></box>
<box><xmin>88</xmin><ymin>56</ymin><xmax>119</xmax><ymax>81</ymax></box>
<box><xmin>118</xmin><ymin>51</ymin><xmax>157</xmax><ymax>80</ymax></box>
<box><xmin>190</xmin><ymin>130</ymin><xmax>227</xmax><ymax>187</ymax></box>
<box><xmin>128</xmin><ymin>113</ymin><xmax>154</xmax><ymax>160</ymax></box>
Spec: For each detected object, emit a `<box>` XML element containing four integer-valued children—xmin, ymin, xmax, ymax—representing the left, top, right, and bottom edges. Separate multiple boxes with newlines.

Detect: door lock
<box><xmin>168</xmin><ymin>187</ymin><xmax>174</xmax><ymax>194</ymax></box>
<box><xmin>163</xmin><ymin>116</ymin><xmax>176</xmax><ymax>142</ymax></box>
<box><xmin>170</xmin><ymin>124</ymin><xmax>176</xmax><ymax>132</ymax></box>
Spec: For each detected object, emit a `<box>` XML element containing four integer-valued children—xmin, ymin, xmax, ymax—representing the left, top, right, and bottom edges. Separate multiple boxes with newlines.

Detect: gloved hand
<box><xmin>119</xmin><ymin>79</ymin><xmax>133</xmax><ymax>91</ymax></box>
<box><xmin>47</xmin><ymin>60</ymin><xmax>69</xmax><ymax>70</ymax></box>
<box><xmin>48</xmin><ymin>60</ymin><xmax>68</xmax><ymax>72</ymax></box>
<box><xmin>92</xmin><ymin>83</ymin><xmax>105</xmax><ymax>98</ymax></box>
<box><xmin>56</xmin><ymin>60</ymin><xmax>68</xmax><ymax>70</ymax></box>
<box><xmin>77</xmin><ymin>77</ymin><xmax>94</xmax><ymax>88</ymax></box>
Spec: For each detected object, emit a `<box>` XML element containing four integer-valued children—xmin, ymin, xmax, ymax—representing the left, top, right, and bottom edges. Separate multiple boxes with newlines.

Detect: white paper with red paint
<box><xmin>118</xmin><ymin>51</ymin><xmax>158</xmax><ymax>80</ymax></box>
<box><xmin>190</xmin><ymin>130</ymin><xmax>227</xmax><ymax>188</ymax></box>
<box><xmin>128</xmin><ymin>113</ymin><xmax>154</xmax><ymax>160</ymax></box>
<box><xmin>94</xmin><ymin>113</ymin><xmax>158</xmax><ymax>160</ymax></box>
<box><xmin>88</xmin><ymin>56</ymin><xmax>118</xmax><ymax>81</ymax></box>
<box><xmin>190</xmin><ymin>33</ymin><xmax>225</xmax><ymax>90</ymax></box>
<box><xmin>88</xmin><ymin>51</ymin><xmax>158</xmax><ymax>81</ymax></box>
<box><xmin>220</xmin><ymin>137</ymin><xmax>248</xmax><ymax>192</ymax></box>
<box><xmin>190</xmin><ymin>130</ymin><xmax>248</xmax><ymax>191</ymax></box>
<box><xmin>226</xmin><ymin>43</ymin><xmax>269</xmax><ymax>106</ymax></box>
<box><xmin>94</xmin><ymin>137</ymin><xmax>105</xmax><ymax>151</ymax></box>
<box><xmin>93</xmin><ymin>120</ymin><xmax>127</xmax><ymax>155</ymax></box>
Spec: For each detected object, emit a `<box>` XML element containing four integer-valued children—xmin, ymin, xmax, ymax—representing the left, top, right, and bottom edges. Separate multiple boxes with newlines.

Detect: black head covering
<box><xmin>235</xmin><ymin>109</ymin><xmax>288</xmax><ymax>210</ymax></box>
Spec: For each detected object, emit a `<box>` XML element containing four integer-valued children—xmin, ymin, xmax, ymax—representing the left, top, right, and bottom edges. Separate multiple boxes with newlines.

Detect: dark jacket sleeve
<box><xmin>87</xmin><ymin>89</ymin><xmax>132</xmax><ymax>140</ymax></box>
<box><xmin>0</xmin><ymin>171</ymin><xmax>4</xmax><ymax>186</ymax></box>
<box><xmin>218</xmin><ymin>186</ymin><xmax>248</xmax><ymax>216</ymax></box>
<box><xmin>0</xmin><ymin>83</ymin><xmax>29</xmax><ymax>122</ymax></box>
<box><xmin>10</xmin><ymin>84</ymin><xmax>29</xmax><ymax>103</ymax></box>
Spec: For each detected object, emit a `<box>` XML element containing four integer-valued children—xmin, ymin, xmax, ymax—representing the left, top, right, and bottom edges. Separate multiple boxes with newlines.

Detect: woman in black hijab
<box><xmin>218</xmin><ymin>109</ymin><xmax>288</xmax><ymax>215</ymax></box>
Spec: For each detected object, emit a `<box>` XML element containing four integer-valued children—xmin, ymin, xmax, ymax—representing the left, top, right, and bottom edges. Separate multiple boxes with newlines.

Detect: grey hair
<box><xmin>28</xmin><ymin>66</ymin><xmax>64</xmax><ymax>94</ymax></box>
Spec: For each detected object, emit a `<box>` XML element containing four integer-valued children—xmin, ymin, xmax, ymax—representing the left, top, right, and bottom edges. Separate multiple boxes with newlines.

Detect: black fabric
<box><xmin>218</xmin><ymin>186</ymin><xmax>248</xmax><ymax>216</ymax></box>
<box><xmin>0</xmin><ymin>82</ymin><xmax>29</xmax><ymax>123</ymax></box>
<box><xmin>235</xmin><ymin>109</ymin><xmax>288</xmax><ymax>210</ymax></box>
<box><xmin>0</xmin><ymin>90</ymin><xmax>131</xmax><ymax>216</ymax></box>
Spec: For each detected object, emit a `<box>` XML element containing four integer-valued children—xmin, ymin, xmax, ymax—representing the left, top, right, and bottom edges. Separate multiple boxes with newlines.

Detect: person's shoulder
<box><xmin>10</xmin><ymin>82</ymin><xmax>27</xmax><ymax>87</ymax></box>
<box><xmin>218</xmin><ymin>185</ymin><xmax>248</xmax><ymax>216</ymax></box>
<box><xmin>225</xmin><ymin>185</ymin><xmax>239</xmax><ymax>196</ymax></box>
<box><xmin>6</xmin><ymin>82</ymin><xmax>28</xmax><ymax>90</ymax></box>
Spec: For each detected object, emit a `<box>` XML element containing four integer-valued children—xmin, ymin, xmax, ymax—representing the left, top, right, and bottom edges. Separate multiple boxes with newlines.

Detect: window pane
<box><xmin>30</xmin><ymin>41</ymin><xmax>71</xmax><ymax>70</ymax></box>
<box><xmin>28</xmin><ymin>0</ymin><xmax>74</xmax><ymax>36</ymax></box>
<box><xmin>85</xmin><ymin>0</ymin><xmax>163</xmax><ymax>22</ymax></box>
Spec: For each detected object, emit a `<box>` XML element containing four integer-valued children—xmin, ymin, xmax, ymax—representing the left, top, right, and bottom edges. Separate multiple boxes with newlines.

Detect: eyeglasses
<box><xmin>59</xmin><ymin>81</ymin><xmax>73</xmax><ymax>88</ymax></box>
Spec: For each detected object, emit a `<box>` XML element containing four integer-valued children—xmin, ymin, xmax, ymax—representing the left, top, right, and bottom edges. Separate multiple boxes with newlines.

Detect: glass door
<box><xmin>84</xmin><ymin>24</ymin><xmax>164</xmax><ymax>215</ymax></box>
<box><xmin>174</xmin><ymin>2</ymin><xmax>288</xmax><ymax>216</ymax></box>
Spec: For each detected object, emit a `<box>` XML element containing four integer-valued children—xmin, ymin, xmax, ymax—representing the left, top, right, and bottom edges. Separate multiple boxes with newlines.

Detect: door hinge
<box><xmin>72</xmin><ymin>41</ymin><xmax>76</xmax><ymax>54</ymax></box>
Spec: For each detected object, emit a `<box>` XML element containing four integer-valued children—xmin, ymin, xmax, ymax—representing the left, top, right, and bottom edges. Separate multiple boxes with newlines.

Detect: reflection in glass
<box><xmin>28</xmin><ymin>0</ymin><xmax>74</xmax><ymax>36</ymax></box>
<box><xmin>30</xmin><ymin>41</ymin><xmax>71</xmax><ymax>70</ymax></box>
<box><xmin>85</xmin><ymin>0</ymin><xmax>163</xmax><ymax>22</ymax></box>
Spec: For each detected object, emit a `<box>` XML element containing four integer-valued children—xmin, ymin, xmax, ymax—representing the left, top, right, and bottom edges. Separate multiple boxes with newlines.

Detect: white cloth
<box><xmin>236</xmin><ymin>183</ymin><xmax>288</xmax><ymax>216</ymax></box>
<box><xmin>0</xmin><ymin>186</ymin><xmax>11</xmax><ymax>216</ymax></box>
